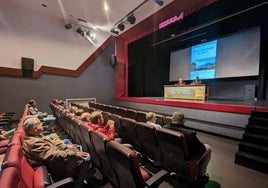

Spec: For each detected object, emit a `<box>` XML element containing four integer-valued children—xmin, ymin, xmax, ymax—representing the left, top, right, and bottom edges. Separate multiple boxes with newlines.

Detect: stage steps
<box><xmin>235</xmin><ymin>110</ymin><xmax>268</xmax><ymax>174</ymax></box>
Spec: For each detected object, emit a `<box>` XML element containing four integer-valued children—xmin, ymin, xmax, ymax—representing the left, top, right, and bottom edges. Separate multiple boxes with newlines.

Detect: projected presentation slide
<box><xmin>190</xmin><ymin>40</ymin><xmax>217</xmax><ymax>79</ymax></box>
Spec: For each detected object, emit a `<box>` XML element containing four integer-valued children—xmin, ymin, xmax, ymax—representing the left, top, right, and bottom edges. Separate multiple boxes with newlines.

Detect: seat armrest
<box><xmin>145</xmin><ymin>169</ymin><xmax>168</xmax><ymax>187</ymax></box>
<box><xmin>46</xmin><ymin>177</ymin><xmax>74</xmax><ymax>188</ymax></box>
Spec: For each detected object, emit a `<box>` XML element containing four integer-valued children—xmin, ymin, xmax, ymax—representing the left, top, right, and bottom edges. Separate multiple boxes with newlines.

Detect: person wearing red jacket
<box><xmin>88</xmin><ymin>110</ymin><xmax>115</xmax><ymax>140</ymax></box>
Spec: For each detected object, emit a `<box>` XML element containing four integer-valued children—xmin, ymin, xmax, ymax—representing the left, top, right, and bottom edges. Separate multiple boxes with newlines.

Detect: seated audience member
<box><xmin>80</xmin><ymin>112</ymin><xmax>91</xmax><ymax>122</ymax></box>
<box><xmin>0</xmin><ymin>128</ymin><xmax>16</xmax><ymax>141</ymax></box>
<box><xmin>52</xmin><ymin>99</ymin><xmax>60</xmax><ymax>105</ymax></box>
<box><xmin>22</xmin><ymin>116</ymin><xmax>91</xmax><ymax>188</ymax></box>
<box><xmin>177</xmin><ymin>77</ymin><xmax>185</xmax><ymax>85</ymax></box>
<box><xmin>89</xmin><ymin>111</ymin><xmax>116</xmax><ymax>140</ymax></box>
<box><xmin>28</xmin><ymin>99</ymin><xmax>56</xmax><ymax>123</ymax></box>
<box><xmin>75</xmin><ymin>108</ymin><xmax>85</xmax><ymax>117</ymax></box>
<box><xmin>28</xmin><ymin>99</ymin><xmax>48</xmax><ymax>117</ymax></box>
<box><xmin>163</xmin><ymin>111</ymin><xmax>212</xmax><ymax>182</ymax></box>
<box><xmin>68</xmin><ymin>106</ymin><xmax>78</xmax><ymax>116</ymax></box>
<box><xmin>145</xmin><ymin>112</ymin><xmax>162</xmax><ymax>129</ymax></box>
<box><xmin>191</xmin><ymin>76</ymin><xmax>202</xmax><ymax>85</ymax></box>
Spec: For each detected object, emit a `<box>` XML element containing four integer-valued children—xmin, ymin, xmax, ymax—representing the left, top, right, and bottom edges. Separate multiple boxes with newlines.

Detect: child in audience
<box><xmin>88</xmin><ymin>111</ymin><xmax>116</xmax><ymax>140</ymax></box>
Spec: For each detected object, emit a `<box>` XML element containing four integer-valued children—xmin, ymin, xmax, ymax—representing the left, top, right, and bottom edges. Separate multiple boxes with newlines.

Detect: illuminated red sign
<box><xmin>159</xmin><ymin>12</ymin><xmax>184</xmax><ymax>29</ymax></box>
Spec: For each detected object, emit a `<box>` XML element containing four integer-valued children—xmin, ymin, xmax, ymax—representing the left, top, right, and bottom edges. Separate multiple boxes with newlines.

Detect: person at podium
<box><xmin>191</xmin><ymin>76</ymin><xmax>202</xmax><ymax>85</ymax></box>
<box><xmin>177</xmin><ymin>77</ymin><xmax>185</xmax><ymax>85</ymax></box>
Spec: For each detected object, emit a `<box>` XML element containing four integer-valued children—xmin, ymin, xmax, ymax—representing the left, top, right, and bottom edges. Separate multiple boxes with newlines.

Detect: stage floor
<box><xmin>117</xmin><ymin>97</ymin><xmax>268</xmax><ymax>114</ymax></box>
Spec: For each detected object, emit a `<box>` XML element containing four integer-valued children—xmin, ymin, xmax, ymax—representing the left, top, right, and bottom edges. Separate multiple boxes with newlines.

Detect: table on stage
<box><xmin>164</xmin><ymin>84</ymin><xmax>208</xmax><ymax>101</ymax></box>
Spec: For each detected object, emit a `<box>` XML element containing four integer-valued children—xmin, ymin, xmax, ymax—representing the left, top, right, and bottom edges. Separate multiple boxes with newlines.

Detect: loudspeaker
<box><xmin>244</xmin><ymin>85</ymin><xmax>256</xmax><ymax>99</ymax></box>
<box><xmin>110</xmin><ymin>54</ymin><xmax>117</xmax><ymax>68</ymax></box>
<box><xmin>21</xmin><ymin>57</ymin><xmax>34</xmax><ymax>77</ymax></box>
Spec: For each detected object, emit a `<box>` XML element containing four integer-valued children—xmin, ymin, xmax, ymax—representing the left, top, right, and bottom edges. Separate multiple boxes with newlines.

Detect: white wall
<box><xmin>0</xmin><ymin>0</ymin><xmax>110</xmax><ymax>70</ymax></box>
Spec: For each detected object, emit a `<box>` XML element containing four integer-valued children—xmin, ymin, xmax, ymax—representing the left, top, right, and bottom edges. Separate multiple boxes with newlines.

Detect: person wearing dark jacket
<box><xmin>164</xmin><ymin>111</ymin><xmax>212</xmax><ymax>182</ymax></box>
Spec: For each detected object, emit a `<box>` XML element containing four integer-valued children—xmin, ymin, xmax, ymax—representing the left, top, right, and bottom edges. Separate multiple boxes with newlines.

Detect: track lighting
<box><xmin>64</xmin><ymin>23</ymin><xmax>72</xmax><ymax>30</ymax></box>
<box><xmin>127</xmin><ymin>14</ymin><xmax>136</xmax><ymax>24</ymax></box>
<box><xmin>76</xmin><ymin>27</ymin><xmax>85</xmax><ymax>36</ymax></box>
<box><xmin>154</xmin><ymin>0</ymin><xmax>164</xmax><ymax>6</ymax></box>
<box><xmin>117</xmin><ymin>23</ymin><xmax>125</xmax><ymax>31</ymax></box>
<box><xmin>110</xmin><ymin>28</ymin><xmax>119</xmax><ymax>35</ymax></box>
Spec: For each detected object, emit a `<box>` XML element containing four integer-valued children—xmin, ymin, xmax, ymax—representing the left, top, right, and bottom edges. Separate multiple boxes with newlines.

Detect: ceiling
<box><xmin>11</xmin><ymin>0</ymin><xmax>174</xmax><ymax>35</ymax></box>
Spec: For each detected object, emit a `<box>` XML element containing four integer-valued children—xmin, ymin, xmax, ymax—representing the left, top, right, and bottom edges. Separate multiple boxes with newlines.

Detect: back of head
<box><xmin>28</xmin><ymin>99</ymin><xmax>36</xmax><ymax>106</ymax></box>
<box><xmin>69</xmin><ymin>106</ymin><xmax>78</xmax><ymax>114</ymax></box>
<box><xmin>172</xmin><ymin>111</ymin><xmax>185</xmax><ymax>123</ymax></box>
<box><xmin>75</xmin><ymin>108</ymin><xmax>85</xmax><ymax>116</ymax></box>
<box><xmin>146</xmin><ymin>112</ymin><xmax>156</xmax><ymax>122</ymax></box>
<box><xmin>80</xmin><ymin>112</ymin><xmax>91</xmax><ymax>122</ymax></box>
<box><xmin>90</xmin><ymin>111</ymin><xmax>102</xmax><ymax>124</ymax></box>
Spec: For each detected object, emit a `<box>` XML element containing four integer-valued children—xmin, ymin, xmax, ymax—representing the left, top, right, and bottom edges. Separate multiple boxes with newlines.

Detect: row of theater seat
<box><xmin>74</xmin><ymin>101</ymin><xmax>173</xmax><ymax>126</ymax></box>
<box><xmin>0</xmin><ymin>111</ymin><xmax>15</xmax><ymax>131</ymax></box>
<box><xmin>0</xmin><ymin>106</ymin><xmax>75</xmax><ymax>188</ymax></box>
<box><xmin>51</xmin><ymin>103</ymin><xmax>169</xmax><ymax>187</ymax></box>
<box><xmin>51</xmin><ymin>102</ymin><xmax>201</xmax><ymax>186</ymax></box>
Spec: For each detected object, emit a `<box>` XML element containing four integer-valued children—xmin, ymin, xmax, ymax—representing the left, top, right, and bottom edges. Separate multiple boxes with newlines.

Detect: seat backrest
<box><xmin>110</xmin><ymin>106</ymin><xmax>119</xmax><ymax>115</ymax></box>
<box><xmin>117</xmin><ymin>107</ymin><xmax>127</xmax><ymax>117</ymax></box>
<box><xmin>69</xmin><ymin>117</ymin><xmax>84</xmax><ymax>146</ymax></box>
<box><xmin>1</xmin><ymin>144</ymin><xmax>35</xmax><ymax>188</ymax></box>
<box><xmin>110</xmin><ymin>114</ymin><xmax>124</xmax><ymax>139</ymax></box>
<box><xmin>156</xmin><ymin>128</ymin><xmax>199</xmax><ymax>182</ymax></box>
<box><xmin>0</xmin><ymin>166</ymin><xmax>26</xmax><ymax>188</ymax></box>
<box><xmin>106</xmin><ymin>141</ymin><xmax>147</xmax><ymax>188</ymax></box>
<box><xmin>155</xmin><ymin>114</ymin><xmax>164</xmax><ymax>126</ymax></box>
<box><xmin>102</xmin><ymin>111</ymin><xmax>112</xmax><ymax>125</ymax></box>
<box><xmin>135</xmin><ymin>122</ymin><xmax>162</xmax><ymax>166</ymax></box>
<box><xmin>120</xmin><ymin>117</ymin><xmax>140</xmax><ymax>151</ymax></box>
<box><xmin>126</xmin><ymin>109</ymin><xmax>137</xmax><ymax>120</ymax></box>
<box><xmin>136</xmin><ymin>111</ymin><xmax>147</xmax><ymax>123</ymax></box>
<box><xmin>163</xmin><ymin>116</ymin><xmax>173</xmax><ymax>125</ymax></box>
<box><xmin>90</xmin><ymin>131</ymin><xmax>118</xmax><ymax>187</ymax></box>
<box><xmin>79</xmin><ymin>123</ymin><xmax>100</xmax><ymax>167</ymax></box>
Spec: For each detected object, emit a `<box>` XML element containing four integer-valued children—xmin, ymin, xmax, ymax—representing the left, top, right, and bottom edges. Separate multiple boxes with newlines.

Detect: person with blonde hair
<box><xmin>80</xmin><ymin>112</ymin><xmax>91</xmax><ymax>122</ymax></box>
<box><xmin>145</xmin><ymin>112</ymin><xmax>162</xmax><ymax>129</ymax></box>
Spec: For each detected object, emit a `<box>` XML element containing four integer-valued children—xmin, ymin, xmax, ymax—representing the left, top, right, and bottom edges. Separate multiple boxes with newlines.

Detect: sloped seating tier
<box><xmin>86</xmin><ymin>102</ymin><xmax>171</xmax><ymax>126</ymax></box>
<box><xmin>52</xmin><ymin>102</ymin><xmax>201</xmax><ymax>184</ymax></box>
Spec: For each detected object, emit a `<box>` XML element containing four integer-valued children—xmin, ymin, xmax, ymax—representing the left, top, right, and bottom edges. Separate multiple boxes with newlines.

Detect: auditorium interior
<box><xmin>1</xmin><ymin>0</ymin><xmax>268</xmax><ymax>188</ymax></box>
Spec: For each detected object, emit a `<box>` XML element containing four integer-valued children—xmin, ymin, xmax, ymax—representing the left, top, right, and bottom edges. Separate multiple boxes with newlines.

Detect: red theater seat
<box><xmin>1</xmin><ymin>144</ymin><xmax>74</xmax><ymax>188</ymax></box>
<box><xmin>106</xmin><ymin>140</ymin><xmax>168</xmax><ymax>188</ymax></box>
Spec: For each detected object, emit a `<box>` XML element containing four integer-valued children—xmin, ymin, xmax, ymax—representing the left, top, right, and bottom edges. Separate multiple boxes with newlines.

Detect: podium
<box><xmin>164</xmin><ymin>84</ymin><xmax>208</xmax><ymax>101</ymax></box>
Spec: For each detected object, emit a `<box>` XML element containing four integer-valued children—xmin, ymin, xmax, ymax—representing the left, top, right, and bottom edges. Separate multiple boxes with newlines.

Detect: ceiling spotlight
<box><xmin>64</xmin><ymin>23</ymin><xmax>72</xmax><ymax>30</ymax></box>
<box><xmin>87</xmin><ymin>30</ymin><xmax>96</xmax><ymax>40</ymax></box>
<box><xmin>154</xmin><ymin>0</ymin><xmax>164</xmax><ymax>6</ymax></box>
<box><xmin>110</xmin><ymin>28</ymin><xmax>119</xmax><ymax>35</ymax></box>
<box><xmin>127</xmin><ymin>14</ymin><xmax>136</xmax><ymax>24</ymax></box>
<box><xmin>117</xmin><ymin>23</ymin><xmax>125</xmax><ymax>31</ymax></box>
<box><xmin>76</xmin><ymin>27</ymin><xmax>85</xmax><ymax>36</ymax></box>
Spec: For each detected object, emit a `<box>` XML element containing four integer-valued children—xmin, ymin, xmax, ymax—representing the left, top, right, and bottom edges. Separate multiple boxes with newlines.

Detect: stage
<box><xmin>116</xmin><ymin>97</ymin><xmax>268</xmax><ymax>115</ymax></box>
